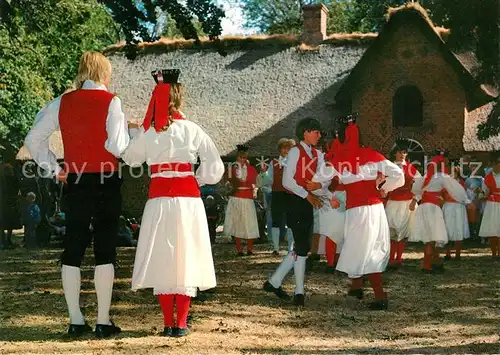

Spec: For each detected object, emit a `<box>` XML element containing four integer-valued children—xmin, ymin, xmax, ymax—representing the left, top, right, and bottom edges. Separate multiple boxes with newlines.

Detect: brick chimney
<box><xmin>302</xmin><ymin>3</ymin><xmax>329</xmax><ymax>45</ymax></box>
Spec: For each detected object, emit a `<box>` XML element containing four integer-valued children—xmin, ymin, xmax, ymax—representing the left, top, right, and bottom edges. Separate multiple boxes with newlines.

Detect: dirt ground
<box><xmin>0</xmin><ymin>231</ymin><xmax>498</xmax><ymax>354</ymax></box>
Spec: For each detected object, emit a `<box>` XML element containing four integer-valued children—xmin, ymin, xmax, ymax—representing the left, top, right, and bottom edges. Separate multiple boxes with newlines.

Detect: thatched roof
<box><xmin>335</xmin><ymin>2</ymin><xmax>496</xmax><ymax>111</ymax></box>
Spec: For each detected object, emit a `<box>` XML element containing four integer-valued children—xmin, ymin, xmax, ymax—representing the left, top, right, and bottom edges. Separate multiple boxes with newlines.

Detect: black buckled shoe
<box><xmin>293</xmin><ymin>294</ymin><xmax>305</xmax><ymax>307</ymax></box>
<box><xmin>347</xmin><ymin>288</ymin><xmax>364</xmax><ymax>300</ymax></box>
<box><xmin>163</xmin><ymin>327</ymin><xmax>173</xmax><ymax>337</ymax></box>
<box><xmin>68</xmin><ymin>323</ymin><xmax>92</xmax><ymax>338</ymax></box>
<box><xmin>236</xmin><ymin>251</ymin><xmax>245</xmax><ymax>257</ymax></box>
<box><xmin>173</xmin><ymin>327</ymin><xmax>190</xmax><ymax>337</ymax></box>
<box><xmin>95</xmin><ymin>321</ymin><xmax>121</xmax><ymax>338</ymax></box>
<box><xmin>247</xmin><ymin>251</ymin><xmax>254</xmax><ymax>256</ymax></box>
<box><xmin>263</xmin><ymin>281</ymin><xmax>291</xmax><ymax>301</ymax></box>
<box><xmin>272</xmin><ymin>251</ymin><xmax>279</xmax><ymax>256</ymax></box>
<box><xmin>369</xmin><ymin>299</ymin><xmax>389</xmax><ymax>311</ymax></box>
<box><xmin>432</xmin><ymin>263</ymin><xmax>445</xmax><ymax>273</ymax></box>
<box><xmin>324</xmin><ymin>266</ymin><xmax>336</xmax><ymax>274</ymax></box>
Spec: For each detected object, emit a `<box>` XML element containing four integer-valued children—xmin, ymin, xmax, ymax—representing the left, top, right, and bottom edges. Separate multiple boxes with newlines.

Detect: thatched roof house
<box><xmin>17</xmin><ymin>2</ymin><xmax>498</xmax><ymax>162</ymax></box>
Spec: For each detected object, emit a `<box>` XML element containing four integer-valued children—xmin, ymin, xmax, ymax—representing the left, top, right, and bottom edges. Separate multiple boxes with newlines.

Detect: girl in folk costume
<box><xmin>443</xmin><ymin>161</ymin><xmax>470</xmax><ymax>260</ymax></box>
<box><xmin>478</xmin><ymin>151</ymin><xmax>500</xmax><ymax>258</ymax></box>
<box><xmin>315</xmin><ymin>134</ymin><xmax>347</xmax><ymax>273</ymax></box>
<box><xmin>223</xmin><ymin>145</ymin><xmax>260</xmax><ymax>256</ymax></box>
<box><xmin>410</xmin><ymin>150</ymin><xmax>473</xmax><ymax>273</ymax></box>
<box><xmin>385</xmin><ymin>138</ymin><xmax>421</xmax><ymax>269</ymax></box>
<box><xmin>266</xmin><ymin>138</ymin><xmax>296</xmax><ymax>255</ymax></box>
<box><xmin>312</xmin><ymin>114</ymin><xmax>404</xmax><ymax>310</ymax></box>
<box><xmin>121</xmin><ymin>70</ymin><xmax>224</xmax><ymax>337</ymax></box>
<box><xmin>263</xmin><ymin>118</ymin><xmax>331</xmax><ymax>307</ymax></box>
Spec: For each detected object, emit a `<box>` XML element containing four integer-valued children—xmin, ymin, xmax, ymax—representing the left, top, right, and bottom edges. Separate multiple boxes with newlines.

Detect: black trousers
<box><xmin>285</xmin><ymin>193</ymin><xmax>313</xmax><ymax>257</ymax></box>
<box><xmin>61</xmin><ymin>173</ymin><xmax>122</xmax><ymax>267</ymax></box>
<box><xmin>271</xmin><ymin>191</ymin><xmax>288</xmax><ymax>229</ymax></box>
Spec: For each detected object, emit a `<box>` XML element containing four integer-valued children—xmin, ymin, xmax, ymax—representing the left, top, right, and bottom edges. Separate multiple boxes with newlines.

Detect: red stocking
<box><xmin>175</xmin><ymin>294</ymin><xmax>191</xmax><ymax>329</ymax></box>
<box><xmin>389</xmin><ymin>240</ymin><xmax>397</xmax><ymax>264</ymax></box>
<box><xmin>396</xmin><ymin>241</ymin><xmax>405</xmax><ymax>264</ymax></box>
<box><xmin>367</xmin><ymin>273</ymin><xmax>386</xmax><ymax>300</ymax></box>
<box><xmin>157</xmin><ymin>294</ymin><xmax>175</xmax><ymax>327</ymax></box>
<box><xmin>235</xmin><ymin>238</ymin><xmax>242</xmax><ymax>253</ymax></box>
<box><xmin>489</xmin><ymin>237</ymin><xmax>499</xmax><ymax>257</ymax></box>
<box><xmin>422</xmin><ymin>243</ymin><xmax>433</xmax><ymax>270</ymax></box>
<box><xmin>247</xmin><ymin>239</ymin><xmax>254</xmax><ymax>253</ymax></box>
<box><xmin>325</xmin><ymin>238</ymin><xmax>337</xmax><ymax>267</ymax></box>
<box><xmin>455</xmin><ymin>241</ymin><xmax>462</xmax><ymax>258</ymax></box>
<box><xmin>350</xmin><ymin>277</ymin><xmax>363</xmax><ymax>291</ymax></box>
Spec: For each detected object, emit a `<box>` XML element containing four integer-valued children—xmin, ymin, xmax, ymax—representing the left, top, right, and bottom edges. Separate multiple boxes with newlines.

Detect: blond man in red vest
<box><xmin>25</xmin><ymin>52</ymin><xmax>129</xmax><ymax>338</ymax></box>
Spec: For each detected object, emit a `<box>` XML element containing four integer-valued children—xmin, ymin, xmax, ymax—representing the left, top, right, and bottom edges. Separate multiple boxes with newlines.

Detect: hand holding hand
<box><xmin>56</xmin><ymin>171</ymin><xmax>67</xmax><ymax>184</ymax></box>
<box><xmin>409</xmin><ymin>199</ymin><xmax>417</xmax><ymax>211</ymax></box>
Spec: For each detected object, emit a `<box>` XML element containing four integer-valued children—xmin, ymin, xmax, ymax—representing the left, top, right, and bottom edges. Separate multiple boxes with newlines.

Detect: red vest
<box><xmin>290</xmin><ymin>144</ymin><xmax>318</xmax><ymax>192</ymax></box>
<box><xmin>344</xmin><ymin>180</ymin><xmax>382</xmax><ymax>210</ymax></box>
<box><xmin>231</xmin><ymin>164</ymin><xmax>257</xmax><ymax>199</ymax></box>
<box><xmin>388</xmin><ymin>162</ymin><xmax>418</xmax><ymax>201</ymax></box>
<box><xmin>59</xmin><ymin>90</ymin><xmax>118</xmax><ymax>173</ymax></box>
<box><xmin>421</xmin><ymin>191</ymin><xmax>444</xmax><ymax>207</ymax></box>
<box><xmin>484</xmin><ymin>172</ymin><xmax>500</xmax><ymax>202</ymax></box>
<box><xmin>272</xmin><ymin>159</ymin><xmax>285</xmax><ymax>192</ymax></box>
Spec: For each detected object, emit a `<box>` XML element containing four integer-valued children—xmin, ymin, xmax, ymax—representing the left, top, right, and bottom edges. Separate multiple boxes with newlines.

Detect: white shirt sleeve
<box><xmin>120</xmin><ymin>127</ymin><xmax>147</xmax><ymax>167</ymax></box>
<box><xmin>442</xmin><ymin>175</ymin><xmax>471</xmax><ymax>204</ymax></box>
<box><xmin>25</xmin><ymin>97</ymin><xmax>62</xmax><ymax>176</ymax></box>
<box><xmin>195</xmin><ymin>131</ymin><xmax>225</xmax><ymax>186</ymax></box>
<box><xmin>105</xmin><ymin>97</ymin><xmax>130</xmax><ymax>157</ymax></box>
<box><xmin>282</xmin><ymin>147</ymin><xmax>308</xmax><ymax>199</ymax></box>
<box><xmin>377</xmin><ymin>159</ymin><xmax>405</xmax><ymax>193</ymax></box>
<box><xmin>412</xmin><ymin>175</ymin><xmax>424</xmax><ymax>201</ymax></box>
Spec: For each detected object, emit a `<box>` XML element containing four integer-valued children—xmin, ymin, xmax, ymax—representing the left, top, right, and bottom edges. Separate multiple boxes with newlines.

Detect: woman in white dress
<box><xmin>410</xmin><ymin>151</ymin><xmax>472</xmax><ymax>273</ymax></box>
<box><xmin>121</xmin><ymin>70</ymin><xmax>224</xmax><ymax>337</ymax></box>
<box><xmin>443</xmin><ymin>163</ymin><xmax>470</xmax><ymax>260</ymax></box>
<box><xmin>223</xmin><ymin>145</ymin><xmax>260</xmax><ymax>255</ymax></box>
<box><xmin>478</xmin><ymin>151</ymin><xmax>500</xmax><ymax>258</ymax></box>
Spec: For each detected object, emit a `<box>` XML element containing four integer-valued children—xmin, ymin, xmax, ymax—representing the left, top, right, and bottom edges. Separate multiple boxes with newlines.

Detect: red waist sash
<box><xmin>487</xmin><ymin>191</ymin><xmax>500</xmax><ymax>202</ymax></box>
<box><xmin>148</xmin><ymin>163</ymin><xmax>199</xmax><ymax>199</ymax></box>
<box><xmin>421</xmin><ymin>191</ymin><xmax>443</xmax><ymax>207</ymax></box>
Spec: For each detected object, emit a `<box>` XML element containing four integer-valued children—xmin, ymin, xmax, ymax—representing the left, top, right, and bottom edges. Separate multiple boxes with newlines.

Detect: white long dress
<box><xmin>121</xmin><ymin>120</ymin><xmax>224</xmax><ymax>296</ymax></box>
<box><xmin>315</xmin><ymin>189</ymin><xmax>346</xmax><ymax>254</ymax></box>
<box><xmin>479</xmin><ymin>172</ymin><xmax>500</xmax><ymax>237</ymax></box>
<box><xmin>443</xmin><ymin>181</ymin><xmax>470</xmax><ymax>241</ymax></box>
<box><xmin>410</xmin><ymin>173</ymin><xmax>471</xmax><ymax>247</ymax></box>
<box><xmin>313</xmin><ymin>160</ymin><xmax>405</xmax><ymax>278</ymax></box>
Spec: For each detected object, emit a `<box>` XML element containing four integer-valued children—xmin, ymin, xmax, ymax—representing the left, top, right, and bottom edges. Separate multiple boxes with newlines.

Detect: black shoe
<box><xmin>173</xmin><ymin>327</ymin><xmax>190</xmax><ymax>337</ymax></box>
<box><xmin>263</xmin><ymin>281</ymin><xmax>291</xmax><ymax>300</ymax></box>
<box><xmin>443</xmin><ymin>255</ymin><xmax>451</xmax><ymax>261</ymax></box>
<box><xmin>163</xmin><ymin>327</ymin><xmax>173</xmax><ymax>337</ymax></box>
<box><xmin>247</xmin><ymin>251</ymin><xmax>254</xmax><ymax>256</ymax></box>
<box><xmin>369</xmin><ymin>299</ymin><xmax>389</xmax><ymax>311</ymax></box>
<box><xmin>68</xmin><ymin>323</ymin><xmax>92</xmax><ymax>338</ymax></box>
<box><xmin>272</xmin><ymin>251</ymin><xmax>279</xmax><ymax>256</ymax></box>
<box><xmin>236</xmin><ymin>252</ymin><xmax>245</xmax><ymax>257</ymax></box>
<box><xmin>310</xmin><ymin>254</ymin><xmax>320</xmax><ymax>261</ymax></box>
<box><xmin>293</xmin><ymin>294</ymin><xmax>305</xmax><ymax>307</ymax></box>
<box><xmin>324</xmin><ymin>266</ymin><xmax>336</xmax><ymax>274</ymax></box>
<box><xmin>95</xmin><ymin>321</ymin><xmax>121</xmax><ymax>338</ymax></box>
<box><xmin>421</xmin><ymin>268</ymin><xmax>435</xmax><ymax>274</ymax></box>
<box><xmin>347</xmin><ymin>288</ymin><xmax>364</xmax><ymax>300</ymax></box>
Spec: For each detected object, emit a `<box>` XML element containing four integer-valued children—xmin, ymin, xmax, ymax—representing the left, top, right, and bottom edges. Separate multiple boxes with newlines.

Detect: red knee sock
<box><xmin>489</xmin><ymin>237</ymin><xmax>499</xmax><ymax>257</ymax></box>
<box><xmin>158</xmin><ymin>294</ymin><xmax>175</xmax><ymax>327</ymax></box>
<box><xmin>175</xmin><ymin>294</ymin><xmax>191</xmax><ymax>329</ymax></box>
<box><xmin>422</xmin><ymin>243</ymin><xmax>433</xmax><ymax>270</ymax></box>
<box><xmin>396</xmin><ymin>241</ymin><xmax>405</xmax><ymax>264</ymax></box>
<box><xmin>445</xmin><ymin>247</ymin><xmax>452</xmax><ymax>258</ymax></box>
<box><xmin>389</xmin><ymin>240</ymin><xmax>397</xmax><ymax>264</ymax></box>
<box><xmin>455</xmin><ymin>241</ymin><xmax>462</xmax><ymax>258</ymax></box>
<box><xmin>247</xmin><ymin>239</ymin><xmax>254</xmax><ymax>253</ymax></box>
<box><xmin>367</xmin><ymin>273</ymin><xmax>386</xmax><ymax>300</ymax></box>
<box><xmin>432</xmin><ymin>244</ymin><xmax>441</xmax><ymax>265</ymax></box>
<box><xmin>235</xmin><ymin>238</ymin><xmax>242</xmax><ymax>253</ymax></box>
<box><xmin>325</xmin><ymin>238</ymin><xmax>337</xmax><ymax>267</ymax></box>
<box><xmin>350</xmin><ymin>277</ymin><xmax>363</xmax><ymax>291</ymax></box>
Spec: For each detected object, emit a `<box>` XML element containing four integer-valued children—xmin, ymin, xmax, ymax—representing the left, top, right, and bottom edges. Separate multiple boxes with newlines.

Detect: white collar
<box><xmin>81</xmin><ymin>80</ymin><xmax>108</xmax><ymax>91</ymax></box>
<box><xmin>300</xmin><ymin>141</ymin><xmax>312</xmax><ymax>151</ymax></box>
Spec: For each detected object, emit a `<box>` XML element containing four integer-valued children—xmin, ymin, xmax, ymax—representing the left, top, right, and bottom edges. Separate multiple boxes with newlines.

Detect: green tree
<box><xmin>98</xmin><ymin>0</ymin><xmax>225</xmax><ymax>58</ymax></box>
<box><xmin>0</xmin><ymin>0</ymin><xmax>118</xmax><ymax>148</ymax></box>
<box><xmin>162</xmin><ymin>13</ymin><xmax>206</xmax><ymax>38</ymax></box>
<box><xmin>241</xmin><ymin>0</ymin><xmax>351</xmax><ymax>34</ymax></box>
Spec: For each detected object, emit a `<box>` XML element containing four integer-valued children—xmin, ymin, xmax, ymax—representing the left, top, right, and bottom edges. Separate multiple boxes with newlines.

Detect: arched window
<box><xmin>392</xmin><ymin>85</ymin><xmax>423</xmax><ymax>127</ymax></box>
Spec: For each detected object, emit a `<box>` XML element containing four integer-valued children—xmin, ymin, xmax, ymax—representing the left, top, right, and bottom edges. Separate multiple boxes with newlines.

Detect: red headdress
<box><xmin>142</xmin><ymin>69</ymin><xmax>182</xmax><ymax>132</ymax></box>
<box><xmin>329</xmin><ymin>113</ymin><xmax>385</xmax><ymax>173</ymax></box>
<box><xmin>423</xmin><ymin>149</ymin><xmax>449</xmax><ymax>188</ymax></box>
